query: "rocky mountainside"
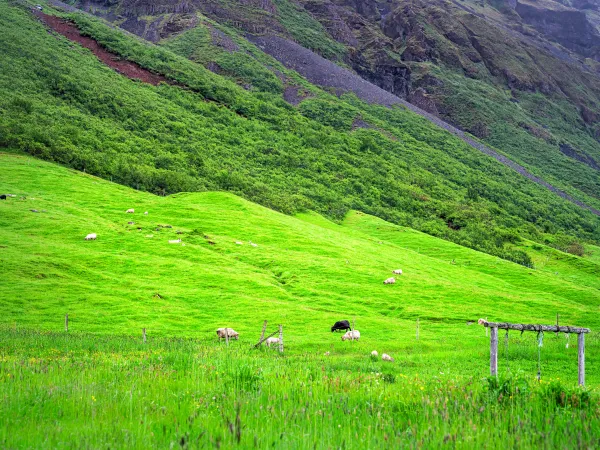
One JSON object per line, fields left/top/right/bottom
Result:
{"left": 70, "top": 0, "right": 600, "bottom": 205}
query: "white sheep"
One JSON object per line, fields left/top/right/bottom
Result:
{"left": 84, "top": 233, "right": 97, "bottom": 240}
{"left": 235, "top": 241, "right": 243, "bottom": 245}
{"left": 168, "top": 239, "right": 182, "bottom": 244}
{"left": 341, "top": 330, "right": 360, "bottom": 341}
{"left": 216, "top": 328, "right": 239, "bottom": 340}
{"left": 382, "top": 353, "right": 394, "bottom": 362}
{"left": 126, "top": 209, "right": 134, "bottom": 213}
{"left": 265, "top": 337, "right": 280, "bottom": 347}
{"left": 144, "top": 211, "right": 148, "bottom": 215}
{"left": 383, "top": 277, "right": 396, "bottom": 285}
{"left": 371, "top": 350, "right": 378, "bottom": 357}
{"left": 392, "top": 269, "right": 403, "bottom": 275}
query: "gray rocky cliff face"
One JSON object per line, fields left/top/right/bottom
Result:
{"left": 515, "top": 0, "right": 600, "bottom": 60}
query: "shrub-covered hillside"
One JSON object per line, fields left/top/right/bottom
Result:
{"left": 1, "top": 1, "right": 599, "bottom": 266}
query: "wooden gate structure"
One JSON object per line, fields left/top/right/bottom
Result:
{"left": 479, "top": 319, "right": 590, "bottom": 386}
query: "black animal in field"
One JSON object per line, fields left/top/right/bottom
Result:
{"left": 331, "top": 320, "right": 351, "bottom": 332}
{"left": 0, "top": 195, "right": 6, "bottom": 200}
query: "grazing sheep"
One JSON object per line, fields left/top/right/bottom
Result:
{"left": 324, "top": 351, "right": 330, "bottom": 356}
{"left": 331, "top": 320, "right": 351, "bottom": 333}
{"left": 341, "top": 330, "right": 360, "bottom": 341}
{"left": 84, "top": 233, "right": 97, "bottom": 240}
{"left": 128, "top": 221, "right": 135, "bottom": 225}
{"left": 168, "top": 239, "right": 181, "bottom": 244}
{"left": 235, "top": 241, "right": 243, "bottom": 245}
{"left": 371, "top": 350, "right": 378, "bottom": 357}
{"left": 382, "top": 353, "right": 394, "bottom": 362}
{"left": 265, "top": 337, "right": 280, "bottom": 347}
{"left": 144, "top": 211, "right": 148, "bottom": 215}
{"left": 383, "top": 277, "right": 396, "bottom": 285}
{"left": 478, "top": 318, "right": 487, "bottom": 326}
{"left": 392, "top": 269, "right": 403, "bottom": 275}
{"left": 126, "top": 209, "right": 134, "bottom": 214}
{"left": 249, "top": 242, "right": 258, "bottom": 247}
{"left": 216, "top": 328, "right": 239, "bottom": 340}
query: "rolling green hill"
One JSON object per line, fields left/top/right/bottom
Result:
{"left": 1, "top": 152, "right": 598, "bottom": 373}
{"left": 2, "top": 151, "right": 600, "bottom": 447}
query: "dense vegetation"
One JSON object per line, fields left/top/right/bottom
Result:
{"left": 1, "top": 1, "right": 599, "bottom": 268}
{"left": 1, "top": 152, "right": 600, "bottom": 447}
{"left": 121, "top": 0, "right": 600, "bottom": 213}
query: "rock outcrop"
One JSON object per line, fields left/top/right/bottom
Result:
{"left": 515, "top": 0, "right": 600, "bottom": 60}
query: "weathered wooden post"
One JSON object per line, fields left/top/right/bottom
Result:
{"left": 480, "top": 320, "right": 589, "bottom": 384}
{"left": 278, "top": 325, "right": 283, "bottom": 354}
{"left": 65, "top": 314, "right": 68, "bottom": 332}
{"left": 578, "top": 333, "right": 585, "bottom": 386}
{"left": 142, "top": 328, "right": 146, "bottom": 344}
{"left": 259, "top": 320, "right": 267, "bottom": 343}
{"left": 416, "top": 318, "right": 420, "bottom": 340}
{"left": 490, "top": 326, "right": 498, "bottom": 377}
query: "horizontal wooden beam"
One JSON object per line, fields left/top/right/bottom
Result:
{"left": 479, "top": 319, "right": 589, "bottom": 334}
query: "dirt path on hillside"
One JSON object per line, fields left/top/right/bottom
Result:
{"left": 36, "top": 12, "right": 168, "bottom": 86}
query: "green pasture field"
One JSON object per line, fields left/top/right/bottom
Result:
{"left": 1, "top": 153, "right": 599, "bottom": 447}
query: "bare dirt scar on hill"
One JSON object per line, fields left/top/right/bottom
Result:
{"left": 36, "top": 12, "right": 168, "bottom": 86}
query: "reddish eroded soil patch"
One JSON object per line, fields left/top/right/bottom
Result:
{"left": 36, "top": 12, "right": 169, "bottom": 86}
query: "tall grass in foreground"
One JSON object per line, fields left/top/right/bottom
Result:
{"left": 1, "top": 329, "right": 598, "bottom": 448}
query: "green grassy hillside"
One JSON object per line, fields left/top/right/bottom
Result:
{"left": 1, "top": 1, "right": 600, "bottom": 269}
{"left": 1, "top": 152, "right": 598, "bottom": 373}
{"left": 2, "top": 152, "right": 599, "bottom": 447}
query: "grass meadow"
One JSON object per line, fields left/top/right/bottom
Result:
{"left": 1, "top": 152, "right": 600, "bottom": 447}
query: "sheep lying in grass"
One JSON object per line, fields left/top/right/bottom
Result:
{"left": 265, "top": 337, "right": 280, "bottom": 347}
{"left": 383, "top": 277, "right": 396, "bottom": 285}
{"left": 382, "top": 353, "right": 394, "bottom": 362}
{"left": 144, "top": 211, "right": 148, "bottom": 215}
{"left": 342, "top": 330, "right": 360, "bottom": 341}
{"left": 126, "top": 208, "right": 134, "bottom": 213}
{"left": 168, "top": 239, "right": 181, "bottom": 244}
{"left": 371, "top": 350, "right": 378, "bottom": 357}
{"left": 392, "top": 269, "right": 403, "bottom": 275}
{"left": 216, "top": 328, "right": 239, "bottom": 340}
{"left": 84, "top": 233, "right": 97, "bottom": 240}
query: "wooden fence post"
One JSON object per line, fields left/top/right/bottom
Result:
{"left": 278, "top": 325, "right": 283, "bottom": 354}
{"left": 65, "top": 314, "right": 68, "bottom": 332}
{"left": 490, "top": 326, "right": 498, "bottom": 377}
{"left": 260, "top": 320, "right": 267, "bottom": 343}
{"left": 142, "top": 328, "right": 146, "bottom": 344}
{"left": 416, "top": 318, "right": 420, "bottom": 340}
{"left": 578, "top": 333, "right": 585, "bottom": 387}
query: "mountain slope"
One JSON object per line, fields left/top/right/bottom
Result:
{"left": 72, "top": 0, "right": 600, "bottom": 214}
{"left": 2, "top": 1, "right": 600, "bottom": 266}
